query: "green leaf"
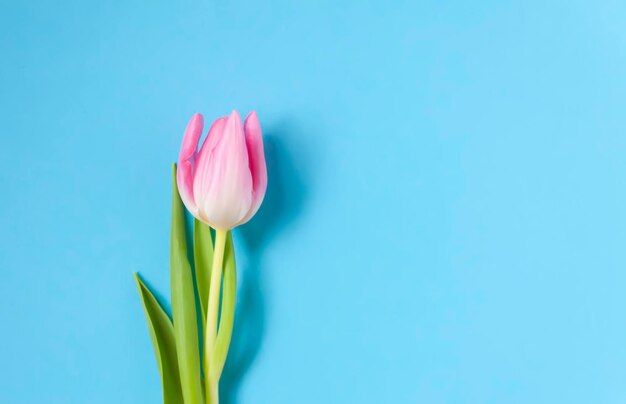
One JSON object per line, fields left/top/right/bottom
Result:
{"left": 210, "top": 231, "right": 237, "bottom": 380}
{"left": 170, "top": 164, "right": 204, "bottom": 404}
{"left": 133, "top": 273, "right": 183, "bottom": 404}
{"left": 194, "top": 219, "right": 213, "bottom": 328}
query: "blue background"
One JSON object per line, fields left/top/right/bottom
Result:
{"left": 2, "top": 1, "right": 626, "bottom": 403}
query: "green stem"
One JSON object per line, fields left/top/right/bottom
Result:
{"left": 205, "top": 229, "right": 227, "bottom": 403}
{"left": 210, "top": 232, "right": 236, "bottom": 381}
{"left": 209, "top": 383, "right": 219, "bottom": 404}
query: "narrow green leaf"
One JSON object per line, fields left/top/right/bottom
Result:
{"left": 170, "top": 164, "right": 204, "bottom": 404}
{"left": 210, "top": 231, "right": 237, "bottom": 380}
{"left": 193, "top": 219, "right": 213, "bottom": 327}
{"left": 134, "top": 273, "right": 183, "bottom": 404}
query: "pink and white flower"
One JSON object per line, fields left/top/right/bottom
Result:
{"left": 176, "top": 110, "right": 267, "bottom": 230}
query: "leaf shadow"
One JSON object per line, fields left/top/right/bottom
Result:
{"left": 219, "top": 119, "right": 311, "bottom": 404}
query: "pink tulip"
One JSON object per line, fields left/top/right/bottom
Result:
{"left": 177, "top": 110, "right": 267, "bottom": 230}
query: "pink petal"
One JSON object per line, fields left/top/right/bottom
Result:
{"left": 238, "top": 111, "right": 267, "bottom": 225}
{"left": 176, "top": 113, "right": 204, "bottom": 216}
{"left": 198, "top": 116, "right": 228, "bottom": 163}
{"left": 191, "top": 116, "right": 227, "bottom": 218}
{"left": 193, "top": 110, "right": 253, "bottom": 229}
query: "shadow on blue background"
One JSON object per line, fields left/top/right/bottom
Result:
{"left": 222, "top": 123, "right": 310, "bottom": 404}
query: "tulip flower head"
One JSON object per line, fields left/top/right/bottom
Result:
{"left": 177, "top": 110, "right": 267, "bottom": 230}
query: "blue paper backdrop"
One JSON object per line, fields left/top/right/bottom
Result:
{"left": 2, "top": 1, "right": 626, "bottom": 403}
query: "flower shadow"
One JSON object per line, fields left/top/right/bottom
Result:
{"left": 220, "top": 120, "right": 310, "bottom": 404}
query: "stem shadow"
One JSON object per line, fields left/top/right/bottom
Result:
{"left": 219, "top": 120, "right": 311, "bottom": 404}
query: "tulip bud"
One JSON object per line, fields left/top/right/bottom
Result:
{"left": 177, "top": 110, "right": 267, "bottom": 230}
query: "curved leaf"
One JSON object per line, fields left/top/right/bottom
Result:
{"left": 134, "top": 273, "right": 183, "bottom": 404}
{"left": 194, "top": 219, "right": 213, "bottom": 328}
{"left": 170, "top": 164, "right": 204, "bottom": 404}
